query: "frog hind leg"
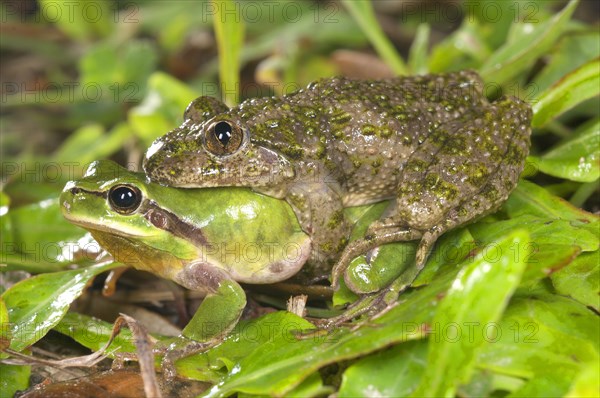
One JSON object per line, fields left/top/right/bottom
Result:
{"left": 326, "top": 226, "right": 441, "bottom": 331}
{"left": 331, "top": 227, "right": 422, "bottom": 289}
{"left": 411, "top": 97, "right": 531, "bottom": 267}
{"left": 337, "top": 96, "right": 531, "bottom": 287}
{"left": 161, "top": 262, "right": 246, "bottom": 379}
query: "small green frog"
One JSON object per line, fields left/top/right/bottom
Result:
{"left": 143, "top": 71, "right": 532, "bottom": 282}
{"left": 60, "top": 161, "right": 310, "bottom": 358}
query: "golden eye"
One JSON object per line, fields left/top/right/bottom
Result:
{"left": 205, "top": 120, "right": 243, "bottom": 156}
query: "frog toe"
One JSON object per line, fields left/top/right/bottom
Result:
{"left": 415, "top": 229, "right": 442, "bottom": 270}
{"left": 160, "top": 338, "right": 219, "bottom": 380}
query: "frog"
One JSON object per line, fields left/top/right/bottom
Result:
{"left": 60, "top": 160, "right": 312, "bottom": 375}
{"left": 60, "top": 160, "right": 411, "bottom": 376}
{"left": 143, "top": 70, "right": 532, "bottom": 288}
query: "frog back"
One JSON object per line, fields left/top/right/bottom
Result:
{"left": 394, "top": 95, "right": 532, "bottom": 230}
{"left": 231, "top": 71, "right": 494, "bottom": 205}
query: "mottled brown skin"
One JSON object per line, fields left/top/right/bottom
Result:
{"left": 143, "top": 70, "right": 532, "bottom": 279}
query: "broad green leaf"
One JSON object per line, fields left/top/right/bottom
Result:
{"left": 53, "top": 124, "right": 104, "bottom": 164}
{"left": 213, "top": 0, "right": 245, "bottom": 106}
{"left": 413, "top": 230, "right": 528, "bottom": 397}
{"left": 203, "top": 265, "right": 461, "bottom": 397}
{"left": 470, "top": 215, "right": 598, "bottom": 252}
{"left": 566, "top": 359, "right": 600, "bottom": 398}
{"left": 128, "top": 72, "right": 200, "bottom": 145}
{"left": 158, "top": 13, "right": 200, "bottom": 53}
{"left": 338, "top": 341, "right": 428, "bottom": 397}
{"left": 1, "top": 162, "right": 66, "bottom": 204}
{"left": 343, "top": 241, "right": 414, "bottom": 295}
{"left": 429, "top": 20, "right": 489, "bottom": 72}
{"left": 533, "top": 30, "right": 600, "bottom": 92}
{"left": 80, "top": 40, "right": 157, "bottom": 103}
{"left": 511, "top": 376, "right": 576, "bottom": 397}
{"left": 517, "top": 244, "right": 581, "bottom": 286}
{"left": 335, "top": 201, "right": 408, "bottom": 303}
{"left": 53, "top": 123, "right": 133, "bottom": 166}
{"left": 0, "top": 363, "right": 30, "bottom": 398}
{"left": 341, "top": 0, "right": 407, "bottom": 75}
{"left": 238, "top": 7, "right": 365, "bottom": 79}
{"left": 530, "top": 118, "right": 599, "bottom": 181}
{"left": 176, "top": 312, "right": 316, "bottom": 383}
{"left": 532, "top": 57, "right": 600, "bottom": 127}
{"left": 466, "top": 0, "right": 541, "bottom": 48}
{"left": 284, "top": 372, "right": 329, "bottom": 398}
{"left": 480, "top": 0, "right": 578, "bottom": 85}
{"left": 331, "top": 275, "right": 359, "bottom": 307}
{"left": 1, "top": 198, "right": 94, "bottom": 272}
{"left": 1, "top": 262, "right": 120, "bottom": 351}
{"left": 477, "top": 295, "right": 599, "bottom": 396}
{"left": 503, "top": 180, "right": 598, "bottom": 223}
{"left": 551, "top": 251, "right": 599, "bottom": 311}
{"left": 53, "top": 312, "right": 139, "bottom": 355}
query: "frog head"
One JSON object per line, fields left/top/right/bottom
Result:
{"left": 60, "top": 160, "right": 199, "bottom": 280}
{"left": 61, "top": 160, "right": 311, "bottom": 284}
{"left": 143, "top": 96, "right": 294, "bottom": 191}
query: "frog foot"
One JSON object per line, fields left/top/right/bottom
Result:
{"left": 331, "top": 227, "right": 421, "bottom": 290}
{"left": 332, "top": 220, "right": 445, "bottom": 291}
{"left": 109, "top": 335, "right": 222, "bottom": 380}
{"left": 158, "top": 337, "right": 220, "bottom": 380}
{"left": 305, "top": 268, "right": 420, "bottom": 337}
{"left": 293, "top": 296, "right": 380, "bottom": 340}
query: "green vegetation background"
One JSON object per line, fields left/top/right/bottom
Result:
{"left": 1, "top": 0, "right": 598, "bottom": 397}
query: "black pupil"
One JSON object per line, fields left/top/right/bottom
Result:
{"left": 214, "top": 121, "right": 232, "bottom": 146}
{"left": 111, "top": 186, "right": 138, "bottom": 209}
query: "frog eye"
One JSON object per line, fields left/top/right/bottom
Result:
{"left": 109, "top": 185, "right": 142, "bottom": 214}
{"left": 205, "top": 120, "right": 243, "bottom": 156}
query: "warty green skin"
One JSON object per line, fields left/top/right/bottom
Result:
{"left": 143, "top": 70, "right": 532, "bottom": 275}
{"left": 60, "top": 160, "right": 310, "bottom": 343}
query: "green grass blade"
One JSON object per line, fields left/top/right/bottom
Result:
{"left": 480, "top": 0, "right": 579, "bottom": 85}
{"left": 532, "top": 58, "right": 600, "bottom": 127}
{"left": 341, "top": 0, "right": 407, "bottom": 75}
{"left": 212, "top": 0, "right": 245, "bottom": 105}
{"left": 530, "top": 118, "right": 599, "bottom": 182}
{"left": 408, "top": 24, "right": 430, "bottom": 74}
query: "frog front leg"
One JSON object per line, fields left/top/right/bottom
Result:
{"left": 160, "top": 262, "right": 246, "bottom": 379}
{"left": 285, "top": 182, "right": 351, "bottom": 272}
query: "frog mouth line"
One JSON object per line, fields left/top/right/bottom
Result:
{"left": 62, "top": 215, "right": 153, "bottom": 239}
{"left": 61, "top": 189, "right": 153, "bottom": 239}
